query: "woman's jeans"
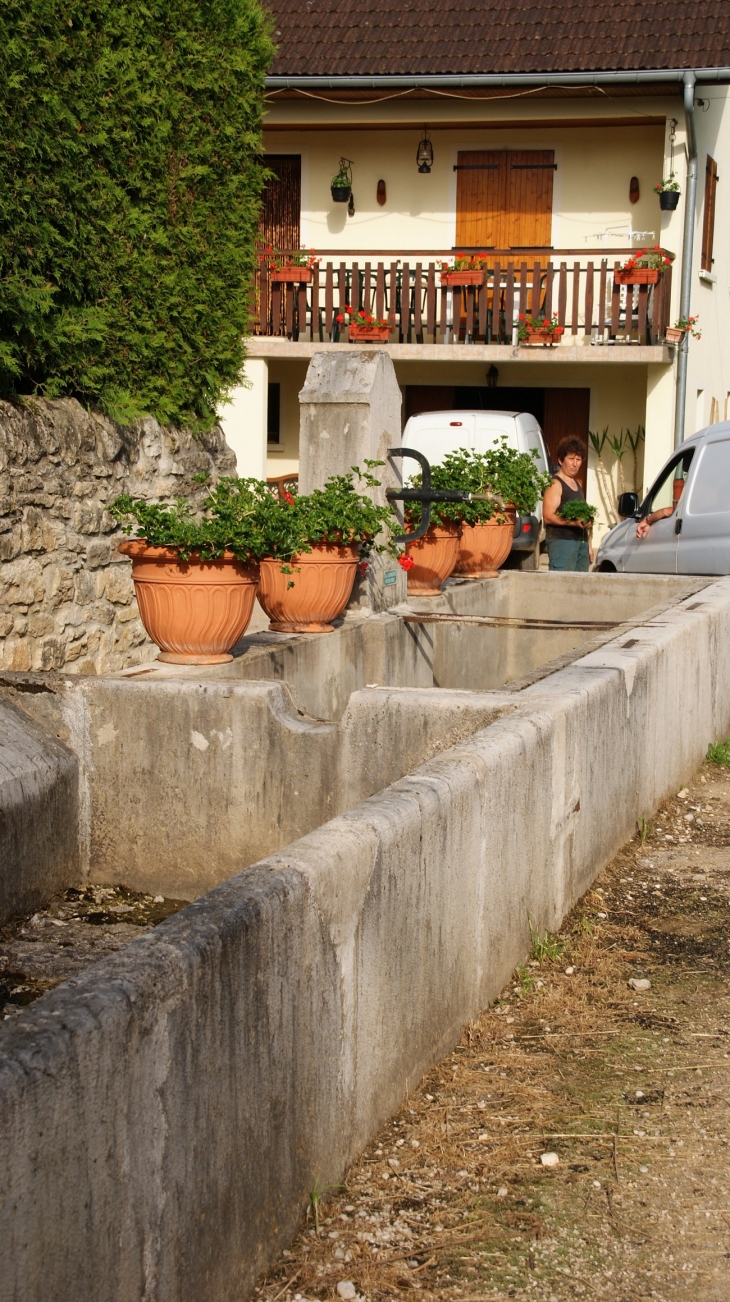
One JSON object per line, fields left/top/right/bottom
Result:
{"left": 546, "top": 538, "right": 590, "bottom": 571}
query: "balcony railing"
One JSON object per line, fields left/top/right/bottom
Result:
{"left": 253, "top": 250, "right": 673, "bottom": 347}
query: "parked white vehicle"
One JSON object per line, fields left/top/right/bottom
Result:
{"left": 401, "top": 409, "right": 550, "bottom": 567}
{"left": 596, "top": 422, "right": 730, "bottom": 574}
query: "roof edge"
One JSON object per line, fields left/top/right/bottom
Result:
{"left": 266, "top": 68, "right": 730, "bottom": 90}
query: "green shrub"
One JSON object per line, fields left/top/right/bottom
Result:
{"left": 0, "top": 0, "right": 274, "bottom": 426}
{"left": 707, "top": 739, "right": 730, "bottom": 767}
{"left": 558, "top": 500, "right": 597, "bottom": 525}
{"left": 407, "top": 441, "right": 552, "bottom": 526}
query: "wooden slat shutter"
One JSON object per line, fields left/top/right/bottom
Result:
{"left": 542, "top": 388, "right": 590, "bottom": 488}
{"left": 701, "top": 154, "right": 718, "bottom": 272}
{"left": 455, "top": 152, "right": 507, "bottom": 247}
{"left": 506, "top": 151, "right": 555, "bottom": 249}
{"left": 259, "top": 155, "right": 301, "bottom": 251}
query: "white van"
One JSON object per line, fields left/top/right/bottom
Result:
{"left": 401, "top": 410, "right": 550, "bottom": 567}
{"left": 595, "top": 422, "right": 730, "bottom": 574}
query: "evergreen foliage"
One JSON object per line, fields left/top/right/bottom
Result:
{"left": 0, "top": 0, "right": 274, "bottom": 426}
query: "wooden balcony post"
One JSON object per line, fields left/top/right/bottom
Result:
{"left": 426, "top": 263, "right": 436, "bottom": 340}
{"left": 571, "top": 262, "right": 580, "bottom": 337}
{"left": 324, "top": 263, "right": 334, "bottom": 339}
{"left": 597, "top": 259, "right": 607, "bottom": 342}
{"left": 584, "top": 261, "right": 594, "bottom": 337}
{"left": 557, "top": 262, "right": 567, "bottom": 329}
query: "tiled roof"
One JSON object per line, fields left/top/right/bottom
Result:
{"left": 267, "top": 0, "right": 730, "bottom": 78}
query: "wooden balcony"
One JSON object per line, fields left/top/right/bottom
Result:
{"left": 252, "top": 250, "right": 673, "bottom": 350}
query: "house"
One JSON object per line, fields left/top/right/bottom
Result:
{"left": 219, "top": 0, "right": 730, "bottom": 540}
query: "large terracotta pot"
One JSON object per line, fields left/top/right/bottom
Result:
{"left": 119, "top": 541, "right": 258, "bottom": 665}
{"left": 405, "top": 521, "right": 461, "bottom": 595}
{"left": 257, "top": 543, "right": 359, "bottom": 632}
{"left": 455, "top": 515, "right": 516, "bottom": 578}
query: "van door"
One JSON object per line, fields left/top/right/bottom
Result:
{"left": 677, "top": 433, "right": 730, "bottom": 574}
{"left": 622, "top": 447, "right": 695, "bottom": 573}
{"left": 403, "top": 413, "right": 476, "bottom": 467}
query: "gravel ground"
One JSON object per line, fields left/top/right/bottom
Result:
{"left": 0, "top": 884, "right": 188, "bottom": 1017}
{"left": 256, "top": 757, "right": 730, "bottom": 1302}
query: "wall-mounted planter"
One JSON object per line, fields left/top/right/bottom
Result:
{"left": 118, "top": 541, "right": 258, "bottom": 664}
{"left": 257, "top": 543, "right": 360, "bottom": 632}
{"left": 522, "top": 328, "right": 564, "bottom": 346}
{"left": 348, "top": 325, "right": 390, "bottom": 343}
{"left": 659, "top": 190, "right": 680, "bottom": 211}
{"left": 440, "top": 271, "right": 485, "bottom": 287}
{"left": 269, "top": 268, "right": 313, "bottom": 283}
{"left": 665, "top": 326, "right": 685, "bottom": 344}
{"left": 454, "top": 515, "right": 516, "bottom": 577}
{"left": 614, "top": 267, "right": 661, "bottom": 285}
{"left": 404, "top": 522, "right": 461, "bottom": 595}
{"left": 331, "top": 185, "right": 351, "bottom": 203}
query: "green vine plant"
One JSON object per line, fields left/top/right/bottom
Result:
{"left": 405, "top": 441, "right": 552, "bottom": 527}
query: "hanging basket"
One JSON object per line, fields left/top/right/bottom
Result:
{"left": 331, "top": 184, "right": 351, "bottom": 203}
{"left": 659, "top": 190, "right": 680, "bottom": 211}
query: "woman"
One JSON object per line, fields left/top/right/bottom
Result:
{"left": 542, "top": 437, "right": 594, "bottom": 572}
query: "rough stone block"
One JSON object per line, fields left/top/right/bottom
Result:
{"left": 86, "top": 539, "right": 111, "bottom": 569}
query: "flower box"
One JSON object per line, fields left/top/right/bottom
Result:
{"left": 665, "top": 326, "right": 684, "bottom": 343}
{"left": 523, "top": 328, "right": 563, "bottom": 346}
{"left": 349, "top": 324, "right": 390, "bottom": 342}
{"left": 269, "top": 267, "right": 313, "bottom": 284}
{"left": 439, "top": 270, "right": 485, "bottom": 287}
{"left": 614, "top": 267, "right": 661, "bottom": 285}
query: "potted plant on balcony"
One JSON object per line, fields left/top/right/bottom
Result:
{"left": 264, "top": 246, "right": 319, "bottom": 284}
{"left": 256, "top": 465, "right": 397, "bottom": 632}
{"left": 111, "top": 478, "right": 271, "bottom": 665}
{"left": 338, "top": 305, "right": 391, "bottom": 343}
{"left": 665, "top": 314, "right": 701, "bottom": 344}
{"left": 517, "top": 313, "right": 565, "bottom": 346}
{"left": 439, "top": 252, "right": 489, "bottom": 287}
{"left": 654, "top": 173, "right": 681, "bottom": 211}
{"left": 452, "top": 441, "right": 552, "bottom": 576}
{"left": 331, "top": 158, "right": 353, "bottom": 203}
{"left": 615, "top": 246, "right": 674, "bottom": 285}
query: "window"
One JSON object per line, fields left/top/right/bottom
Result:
{"left": 645, "top": 447, "right": 695, "bottom": 514}
{"left": 687, "top": 439, "right": 730, "bottom": 515}
{"left": 701, "top": 155, "right": 718, "bottom": 272}
{"left": 267, "top": 383, "right": 281, "bottom": 446}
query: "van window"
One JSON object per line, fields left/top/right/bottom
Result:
{"left": 687, "top": 439, "right": 730, "bottom": 515}
{"left": 645, "top": 447, "right": 695, "bottom": 514}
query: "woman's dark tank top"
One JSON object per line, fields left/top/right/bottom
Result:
{"left": 545, "top": 475, "right": 585, "bottom": 540}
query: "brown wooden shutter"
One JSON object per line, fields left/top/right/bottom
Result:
{"left": 506, "top": 151, "right": 555, "bottom": 249}
{"left": 542, "top": 388, "right": 590, "bottom": 489}
{"left": 455, "top": 152, "right": 507, "bottom": 247}
{"left": 701, "top": 154, "right": 718, "bottom": 272}
{"left": 259, "top": 155, "right": 301, "bottom": 251}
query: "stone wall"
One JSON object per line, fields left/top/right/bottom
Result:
{"left": 0, "top": 398, "right": 236, "bottom": 675}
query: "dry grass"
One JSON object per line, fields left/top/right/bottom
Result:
{"left": 256, "top": 761, "right": 730, "bottom": 1302}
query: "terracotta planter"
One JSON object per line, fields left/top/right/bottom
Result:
{"left": 455, "top": 515, "right": 516, "bottom": 578}
{"left": 522, "top": 328, "right": 563, "bottom": 346}
{"left": 118, "top": 541, "right": 258, "bottom": 665}
{"left": 269, "top": 267, "right": 313, "bottom": 283}
{"left": 665, "top": 326, "right": 685, "bottom": 343}
{"left": 257, "top": 543, "right": 359, "bottom": 632}
{"left": 348, "top": 324, "right": 390, "bottom": 342}
{"left": 440, "top": 270, "right": 485, "bottom": 287}
{"left": 404, "top": 522, "right": 461, "bottom": 595}
{"left": 614, "top": 267, "right": 661, "bottom": 285}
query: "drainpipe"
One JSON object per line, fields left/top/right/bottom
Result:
{"left": 674, "top": 71, "right": 698, "bottom": 448}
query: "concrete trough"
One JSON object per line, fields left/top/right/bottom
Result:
{"left": 1, "top": 571, "right": 727, "bottom": 1302}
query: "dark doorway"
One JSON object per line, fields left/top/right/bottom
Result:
{"left": 542, "top": 388, "right": 590, "bottom": 489}
{"left": 453, "top": 386, "right": 545, "bottom": 425}
{"left": 259, "top": 155, "right": 301, "bottom": 251}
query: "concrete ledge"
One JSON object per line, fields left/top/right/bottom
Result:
{"left": 246, "top": 339, "right": 672, "bottom": 364}
{"left": 0, "top": 700, "right": 78, "bottom": 924}
{"left": 2, "top": 580, "right": 730, "bottom": 1301}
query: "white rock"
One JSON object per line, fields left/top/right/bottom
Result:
{"left": 628, "top": 978, "right": 651, "bottom": 991}
{"left": 564, "top": 966, "right": 575, "bottom": 975}
{"left": 677, "top": 788, "right": 689, "bottom": 798}
{"left": 497, "top": 1186, "right": 509, "bottom": 1197}
{"left": 337, "top": 1283, "right": 357, "bottom": 1301}
{"left": 639, "top": 1166, "right": 649, "bottom": 1174}
{"left": 541, "top": 1152, "right": 560, "bottom": 1167}
{"left": 153, "top": 895, "right": 164, "bottom": 903}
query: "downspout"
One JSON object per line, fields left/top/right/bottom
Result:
{"left": 674, "top": 71, "right": 698, "bottom": 447}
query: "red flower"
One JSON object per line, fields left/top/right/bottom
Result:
{"left": 282, "top": 490, "right": 295, "bottom": 505}
{"left": 358, "top": 561, "right": 369, "bottom": 575}
{"left": 336, "top": 313, "right": 344, "bottom": 323}
{"left": 344, "top": 304, "right": 351, "bottom": 313}
{"left": 398, "top": 553, "right": 414, "bottom": 571}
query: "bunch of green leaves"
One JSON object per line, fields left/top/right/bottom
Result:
{"left": 257, "top": 465, "right": 397, "bottom": 562}
{"left": 558, "top": 499, "right": 597, "bottom": 525}
{"left": 406, "top": 441, "right": 551, "bottom": 527}
{"left": 110, "top": 477, "right": 273, "bottom": 561}
{"left": 0, "top": 0, "right": 274, "bottom": 427}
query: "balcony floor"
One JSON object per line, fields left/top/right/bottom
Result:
{"left": 247, "top": 339, "right": 672, "bottom": 363}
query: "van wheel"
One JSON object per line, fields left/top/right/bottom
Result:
{"left": 504, "top": 547, "right": 539, "bottom": 571}
{"left": 596, "top": 560, "right": 617, "bottom": 573}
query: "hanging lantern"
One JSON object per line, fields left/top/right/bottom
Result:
{"left": 416, "top": 128, "right": 433, "bottom": 174}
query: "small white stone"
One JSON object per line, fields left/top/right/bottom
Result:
{"left": 597, "top": 911, "right": 607, "bottom": 919}
{"left": 592, "top": 1180, "right": 601, "bottom": 1188}
{"left": 497, "top": 1186, "right": 509, "bottom": 1197}
{"left": 153, "top": 895, "right": 164, "bottom": 903}
{"left": 677, "top": 788, "right": 689, "bottom": 798}
{"left": 337, "top": 1283, "right": 357, "bottom": 1301}
{"left": 628, "top": 978, "right": 651, "bottom": 991}
{"left": 639, "top": 1166, "right": 649, "bottom": 1174}
{"left": 425, "top": 1093, "right": 434, "bottom": 1101}
{"left": 541, "top": 1152, "right": 560, "bottom": 1167}
{"left": 564, "top": 966, "right": 575, "bottom": 975}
